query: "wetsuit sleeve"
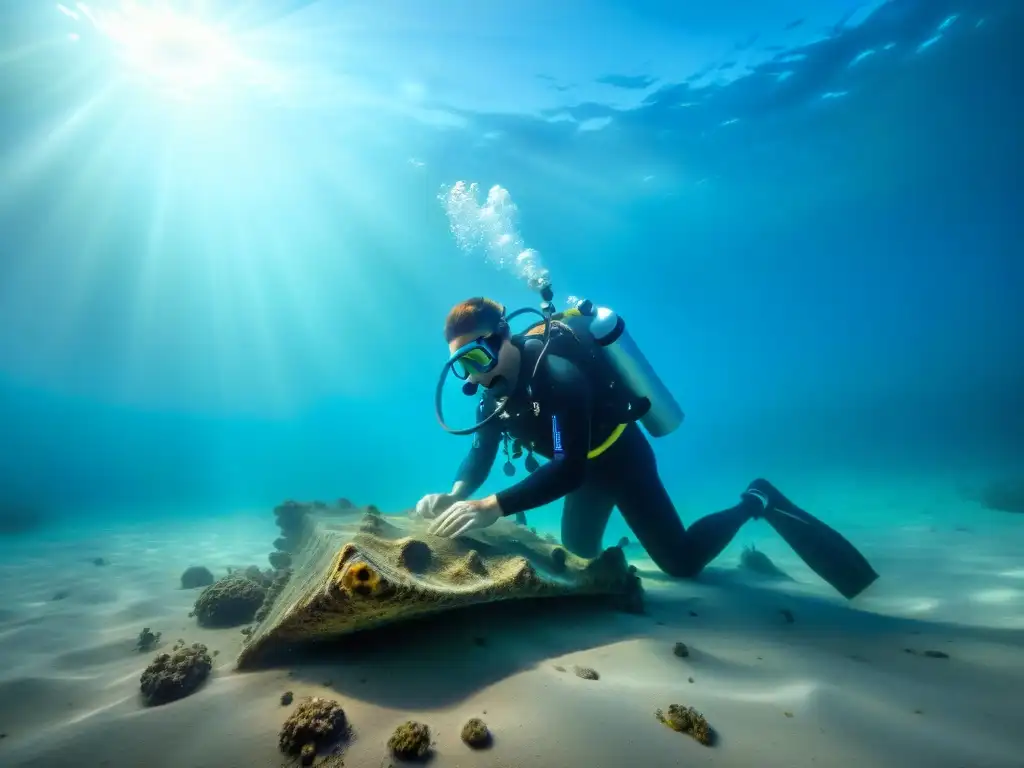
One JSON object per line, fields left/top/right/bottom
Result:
{"left": 496, "top": 357, "right": 591, "bottom": 517}
{"left": 452, "top": 398, "right": 502, "bottom": 497}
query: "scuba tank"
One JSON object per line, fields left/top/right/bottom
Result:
{"left": 581, "top": 300, "right": 684, "bottom": 437}
{"left": 519, "top": 295, "right": 684, "bottom": 438}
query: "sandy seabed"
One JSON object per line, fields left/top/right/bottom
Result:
{"left": 0, "top": 504, "right": 1022, "bottom": 768}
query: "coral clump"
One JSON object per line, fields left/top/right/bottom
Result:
{"left": 279, "top": 697, "right": 348, "bottom": 758}
{"left": 388, "top": 720, "right": 431, "bottom": 760}
{"left": 573, "top": 665, "right": 600, "bottom": 680}
{"left": 673, "top": 642, "right": 689, "bottom": 658}
{"left": 655, "top": 704, "right": 714, "bottom": 746}
{"left": 460, "top": 718, "right": 492, "bottom": 749}
{"left": 139, "top": 643, "right": 212, "bottom": 706}
{"left": 275, "top": 500, "right": 308, "bottom": 540}
{"left": 136, "top": 627, "right": 162, "bottom": 652}
{"left": 269, "top": 550, "right": 291, "bottom": 570}
{"left": 242, "top": 565, "right": 272, "bottom": 587}
{"left": 191, "top": 576, "right": 267, "bottom": 627}
{"left": 180, "top": 565, "right": 214, "bottom": 589}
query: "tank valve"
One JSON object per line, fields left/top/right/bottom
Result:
{"left": 539, "top": 282, "right": 556, "bottom": 316}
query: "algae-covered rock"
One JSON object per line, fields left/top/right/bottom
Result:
{"left": 191, "top": 576, "right": 266, "bottom": 627}
{"left": 299, "top": 743, "right": 316, "bottom": 765}
{"left": 237, "top": 498, "right": 644, "bottom": 668}
{"left": 460, "top": 717, "right": 491, "bottom": 749}
{"left": 140, "top": 643, "right": 212, "bottom": 706}
{"left": 655, "top": 704, "right": 714, "bottom": 746}
{"left": 388, "top": 720, "right": 431, "bottom": 760}
{"left": 180, "top": 565, "right": 214, "bottom": 589}
{"left": 136, "top": 627, "right": 161, "bottom": 652}
{"left": 242, "top": 564, "right": 272, "bottom": 587}
{"left": 573, "top": 665, "right": 600, "bottom": 680}
{"left": 269, "top": 551, "right": 292, "bottom": 570}
{"left": 279, "top": 697, "right": 347, "bottom": 758}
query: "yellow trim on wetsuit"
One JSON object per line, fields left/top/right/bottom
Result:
{"left": 588, "top": 423, "right": 627, "bottom": 459}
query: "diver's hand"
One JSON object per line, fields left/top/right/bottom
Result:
{"left": 428, "top": 496, "right": 503, "bottom": 538}
{"left": 413, "top": 492, "right": 458, "bottom": 520}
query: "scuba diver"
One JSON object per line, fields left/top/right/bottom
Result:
{"left": 416, "top": 291, "right": 879, "bottom": 600}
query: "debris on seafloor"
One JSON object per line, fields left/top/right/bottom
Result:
{"left": 180, "top": 565, "right": 214, "bottom": 589}
{"left": 139, "top": 643, "right": 212, "bottom": 706}
{"left": 279, "top": 697, "right": 348, "bottom": 766}
{"left": 655, "top": 704, "right": 714, "bottom": 746}
{"left": 388, "top": 720, "right": 431, "bottom": 761}
{"left": 573, "top": 665, "right": 600, "bottom": 680}
{"left": 460, "top": 717, "right": 492, "bottom": 749}
{"left": 189, "top": 575, "right": 267, "bottom": 627}
{"left": 135, "top": 627, "right": 161, "bottom": 652}
{"left": 904, "top": 648, "right": 950, "bottom": 659}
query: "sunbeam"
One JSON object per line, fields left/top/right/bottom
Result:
{"left": 0, "top": 85, "right": 116, "bottom": 205}
{"left": 72, "top": 1, "right": 272, "bottom": 105}
{"left": 123, "top": 134, "right": 176, "bottom": 386}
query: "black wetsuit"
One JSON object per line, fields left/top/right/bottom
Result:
{"left": 454, "top": 342, "right": 759, "bottom": 577}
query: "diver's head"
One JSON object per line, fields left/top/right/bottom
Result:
{"left": 444, "top": 297, "right": 520, "bottom": 392}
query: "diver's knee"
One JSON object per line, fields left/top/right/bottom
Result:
{"left": 656, "top": 557, "right": 703, "bottom": 579}
{"left": 562, "top": 537, "right": 601, "bottom": 560}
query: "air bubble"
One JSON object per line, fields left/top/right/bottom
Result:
{"left": 439, "top": 182, "right": 550, "bottom": 291}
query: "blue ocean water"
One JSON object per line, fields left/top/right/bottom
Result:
{"left": 2, "top": 0, "right": 1020, "bottom": 539}
{"left": 1, "top": 2, "right": 1023, "bottom": 766}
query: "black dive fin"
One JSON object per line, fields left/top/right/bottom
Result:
{"left": 760, "top": 501, "right": 879, "bottom": 600}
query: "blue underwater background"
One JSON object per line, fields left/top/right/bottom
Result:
{"left": 0, "top": 0, "right": 1021, "bottom": 550}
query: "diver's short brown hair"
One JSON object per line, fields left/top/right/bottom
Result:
{"left": 444, "top": 297, "right": 505, "bottom": 342}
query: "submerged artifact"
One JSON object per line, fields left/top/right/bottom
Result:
{"left": 236, "top": 499, "right": 644, "bottom": 667}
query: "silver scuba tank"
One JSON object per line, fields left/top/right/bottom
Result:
{"left": 579, "top": 300, "right": 685, "bottom": 437}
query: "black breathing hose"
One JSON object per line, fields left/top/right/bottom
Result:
{"left": 434, "top": 305, "right": 553, "bottom": 435}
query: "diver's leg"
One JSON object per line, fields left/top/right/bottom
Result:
{"left": 742, "top": 479, "right": 879, "bottom": 599}
{"left": 611, "top": 428, "right": 759, "bottom": 578}
{"left": 560, "top": 479, "right": 616, "bottom": 559}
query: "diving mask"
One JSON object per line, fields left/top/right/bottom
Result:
{"left": 435, "top": 304, "right": 550, "bottom": 436}
{"left": 449, "top": 334, "right": 503, "bottom": 380}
